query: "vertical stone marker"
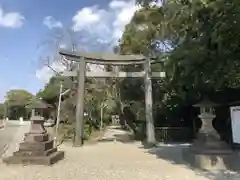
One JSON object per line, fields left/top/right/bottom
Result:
{"left": 3, "top": 115, "right": 64, "bottom": 165}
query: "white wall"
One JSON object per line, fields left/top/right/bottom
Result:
{"left": 230, "top": 106, "right": 240, "bottom": 144}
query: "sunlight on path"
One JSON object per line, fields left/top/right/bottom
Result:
{"left": 0, "top": 142, "right": 210, "bottom": 180}
{"left": 0, "top": 126, "right": 238, "bottom": 180}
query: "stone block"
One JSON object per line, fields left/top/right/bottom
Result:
{"left": 24, "top": 133, "right": 49, "bottom": 142}
{"left": 182, "top": 144, "right": 237, "bottom": 171}
{"left": 19, "top": 140, "right": 53, "bottom": 152}
{"left": 13, "top": 147, "right": 57, "bottom": 157}
{"left": 3, "top": 151, "right": 64, "bottom": 165}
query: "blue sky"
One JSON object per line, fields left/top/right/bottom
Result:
{"left": 0, "top": 0, "right": 140, "bottom": 102}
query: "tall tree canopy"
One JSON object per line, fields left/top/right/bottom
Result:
{"left": 121, "top": 0, "right": 240, "bottom": 93}
{"left": 118, "top": 0, "right": 240, "bottom": 128}
{"left": 5, "top": 89, "right": 34, "bottom": 119}
{"left": 0, "top": 104, "right": 5, "bottom": 118}
{"left": 5, "top": 90, "right": 33, "bottom": 107}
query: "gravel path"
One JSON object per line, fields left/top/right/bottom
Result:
{"left": 1, "top": 124, "right": 30, "bottom": 158}
{"left": 0, "top": 125, "right": 21, "bottom": 155}
{"left": 0, "top": 142, "right": 211, "bottom": 180}
{"left": 0, "top": 125, "right": 239, "bottom": 180}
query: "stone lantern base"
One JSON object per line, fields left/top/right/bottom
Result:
{"left": 3, "top": 116, "right": 64, "bottom": 165}
{"left": 183, "top": 114, "right": 238, "bottom": 170}
{"left": 184, "top": 138, "right": 235, "bottom": 170}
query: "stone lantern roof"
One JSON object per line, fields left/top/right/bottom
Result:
{"left": 193, "top": 98, "right": 220, "bottom": 108}
{"left": 25, "top": 98, "right": 52, "bottom": 109}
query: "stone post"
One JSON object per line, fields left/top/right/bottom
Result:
{"left": 75, "top": 58, "right": 86, "bottom": 147}
{"left": 31, "top": 109, "right": 35, "bottom": 118}
{"left": 19, "top": 117, "right": 24, "bottom": 125}
{"left": 144, "top": 58, "right": 156, "bottom": 145}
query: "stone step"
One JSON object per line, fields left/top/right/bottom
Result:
{"left": 19, "top": 140, "right": 54, "bottom": 152}
{"left": 13, "top": 147, "right": 57, "bottom": 157}
{"left": 24, "top": 133, "right": 49, "bottom": 142}
{"left": 3, "top": 151, "right": 64, "bottom": 165}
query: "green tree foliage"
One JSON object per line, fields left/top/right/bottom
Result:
{"left": 37, "top": 74, "right": 113, "bottom": 140}
{"left": 37, "top": 77, "right": 70, "bottom": 106}
{"left": 5, "top": 89, "right": 34, "bottom": 119}
{"left": 0, "top": 104, "right": 5, "bottom": 118}
{"left": 119, "top": 0, "right": 240, "bottom": 128}
{"left": 132, "top": 0, "right": 240, "bottom": 89}
{"left": 5, "top": 89, "right": 33, "bottom": 106}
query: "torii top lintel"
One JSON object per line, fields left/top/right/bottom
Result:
{"left": 59, "top": 49, "right": 156, "bottom": 65}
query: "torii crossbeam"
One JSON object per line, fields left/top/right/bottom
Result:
{"left": 58, "top": 50, "right": 165, "bottom": 146}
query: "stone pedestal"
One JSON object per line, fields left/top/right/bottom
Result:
{"left": 185, "top": 113, "right": 234, "bottom": 170}
{"left": 192, "top": 113, "right": 230, "bottom": 151}
{"left": 3, "top": 116, "right": 64, "bottom": 165}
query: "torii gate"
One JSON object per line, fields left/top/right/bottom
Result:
{"left": 59, "top": 50, "right": 165, "bottom": 146}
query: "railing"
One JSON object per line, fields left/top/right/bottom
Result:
{"left": 135, "top": 121, "right": 194, "bottom": 142}
{"left": 155, "top": 127, "right": 194, "bottom": 143}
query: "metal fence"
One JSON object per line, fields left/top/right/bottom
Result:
{"left": 155, "top": 127, "right": 194, "bottom": 143}
{"left": 135, "top": 121, "right": 194, "bottom": 142}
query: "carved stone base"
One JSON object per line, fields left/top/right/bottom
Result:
{"left": 191, "top": 138, "right": 232, "bottom": 154}
{"left": 183, "top": 148, "right": 240, "bottom": 171}
{"left": 183, "top": 139, "right": 236, "bottom": 170}
{"left": 3, "top": 151, "right": 64, "bottom": 165}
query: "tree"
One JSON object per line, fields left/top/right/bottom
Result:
{"left": 118, "top": 0, "right": 240, "bottom": 136}
{"left": 5, "top": 89, "right": 33, "bottom": 106}
{"left": 0, "top": 104, "right": 5, "bottom": 118}
{"left": 132, "top": 0, "right": 240, "bottom": 90}
{"left": 5, "top": 89, "right": 34, "bottom": 119}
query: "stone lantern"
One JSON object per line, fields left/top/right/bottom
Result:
{"left": 3, "top": 99, "right": 64, "bottom": 165}
{"left": 193, "top": 98, "right": 220, "bottom": 147}
{"left": 187, "top": 98, "right": 233, "bottom": 170}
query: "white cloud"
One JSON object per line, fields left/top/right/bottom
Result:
{"left": 59, "top": 43, "right": 67, "bottom": 49}
{"left": 36, "top": 60, "right": 105, "bottom": 83}
{"left": 72, "top": 0, "right": 141, "bottom": 45}
{"left": 0, "top": 7, "right": 24, "bottom": 28}
{"left": 72, "top": 6, "right": 102, "bottom": 31}
{"left": 36, "top": 0, "right": 163, "bottom": 82}
{"left": 36, "top": 61, "right": 66, "bottom": 83}
{"left": 149, "top": 0, "right": 163, "bottom": 7}
{"left": 43, "top": 16, "right": 63, "bottom": 29}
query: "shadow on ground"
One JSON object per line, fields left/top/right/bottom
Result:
{"left": 96, "top": 126, "right": 240, "bottom": 179}
{"left": 105, "top": 126, "right": 240, "bottom": 179}
{"left": 140, "top": 142, "right": 240, "bottom": 180}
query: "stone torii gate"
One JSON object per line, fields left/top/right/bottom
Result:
{"left": 59, "top": 50, "right": 165, "bottom": 146}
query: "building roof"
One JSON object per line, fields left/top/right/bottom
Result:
{"left": 25, "top": 99, "right": 52, "bottom": 109}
